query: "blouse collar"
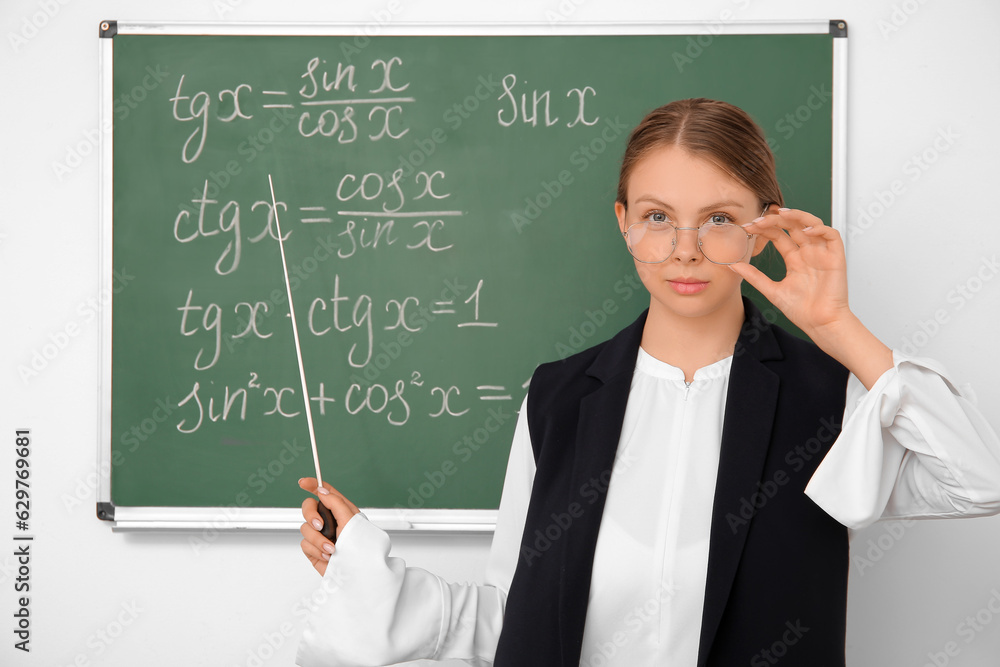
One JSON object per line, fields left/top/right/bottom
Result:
{"left": 635, "top": 346, "right": 734, "bottom": 383}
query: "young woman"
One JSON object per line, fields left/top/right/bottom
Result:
{"left": 294, "top": 99, "right": 1000, "bottom": 666}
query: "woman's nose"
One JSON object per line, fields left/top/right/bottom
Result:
{"left": 671, "top": 227, "right": 702, "bottom": 262}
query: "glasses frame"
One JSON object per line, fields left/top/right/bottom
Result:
{"left": 622, "top": 204, "right": 771, "bottom": 265}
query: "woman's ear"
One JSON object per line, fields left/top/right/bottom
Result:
{"left": 615, "top": 201, "right": 627, "bottom": 235}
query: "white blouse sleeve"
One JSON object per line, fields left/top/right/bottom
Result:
{"left": 805, "top": 350, "right": 1000, "bottom": 531}
{"left": 296, "top": 395, "right": 535, "bottom": 667}
{"left": 484, "top": 394, "right": 536, "bottom": 596}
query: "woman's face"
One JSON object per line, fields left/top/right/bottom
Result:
{"left": 615, "top": 145, "right": 769, "bottom": 322}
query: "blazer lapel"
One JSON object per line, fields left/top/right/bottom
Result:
{"left": 557, "top": 310, "right": 647, "bottom": 666}
{"left": 696, "top": 298, "right": 783, "bottom": 666}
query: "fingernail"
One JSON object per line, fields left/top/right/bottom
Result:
{"left": 741, "top": 222, "right": 756, "bottom": 228}
{"left": 323, "top": 542, "right": 335, "bottom": 554}
{"left": 321, "top": 553, "right": 331, "bottom": 561}
{"left": 778, "top": 207, "right": 790, "bottom": 211}
{"left": 298, "top": 478, "right": 305, "bottom": 485}
{"left": 802, "top": 226, "right": 813, "bottom": 231}
{"left": 317, "top": 487, "right": 330, "bottom": 495}
{"left": 312, "top": 519, "right": 323, "bottom": 530}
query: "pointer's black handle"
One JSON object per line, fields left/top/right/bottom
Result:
{"left": 317, "top": 501, "right": 338, "bottom": 543}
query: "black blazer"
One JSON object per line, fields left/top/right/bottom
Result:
{"left": 494, "top": 297, "right": 851, "bottom": 666}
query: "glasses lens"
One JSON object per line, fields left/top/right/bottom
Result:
{"left": 626, "top": 222, "right": 675, "bottom": 263}
{"left": 699, "top": 222, "right": 752, "bottom": 264}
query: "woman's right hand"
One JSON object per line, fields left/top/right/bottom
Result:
{"left": 298, "top": 477, "right": 362, "bottom": 576}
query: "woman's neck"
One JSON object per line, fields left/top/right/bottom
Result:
{"left": 639, "top": 294, "right": 746, "bottom": 383}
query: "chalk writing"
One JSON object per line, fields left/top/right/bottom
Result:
{"left": 173, "top": 173, "right": 460, "bottom": 274}
{"left": 176, "top": 276, "right": 496, "bottom": 371}
{"left": 496, "top": 73, "right": 598, "bottom": 128}
{"left": 169, "top": 55, "right": 415, "bottom": 162}
{"left": 174, "top": 372, "right": 514, "bottom": 432}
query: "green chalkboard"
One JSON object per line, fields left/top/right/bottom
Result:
{"left": 103, "top": 25, "right": 840, "bottom": 516}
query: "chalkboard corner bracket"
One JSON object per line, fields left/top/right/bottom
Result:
{"left": 830, "top": 20, "right": 848, "bottom": 38}
{"left": 96, "top": 501, "right": 116, "bottom": 522}
{"left": 99, "top": 20, "right": 118, "bottom": 39}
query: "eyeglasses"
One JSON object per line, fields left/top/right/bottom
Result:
{"left": 621, "top": 205, "right": 770, "bottom": 265}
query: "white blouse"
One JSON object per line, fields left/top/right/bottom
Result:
{"left": 296, "top": 350, "right": 1000, "bottom": 667}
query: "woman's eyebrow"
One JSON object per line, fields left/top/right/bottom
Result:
{"left": 698, "top": 200, "right": 745, "bottom": 213}
{"left": 631, "top": 196, "right": 746, "bottom": 213}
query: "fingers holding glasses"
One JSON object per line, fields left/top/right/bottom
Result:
{"left": 776, "top": 208, "right": 845, "bottom": 260}
{"left": 785, "top": 210, "right": 844, "bottom": 250}
{"left": 745, "top": 207, "right": 833, "bottom": 253}
{"left": 744, "top": 210, "right": 800, "bottom": 255}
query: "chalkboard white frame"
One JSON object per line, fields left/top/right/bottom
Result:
{"left": 97, "top": 19, "right": 848, "bottom": 532}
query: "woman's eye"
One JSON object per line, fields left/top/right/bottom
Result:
{"left": 709, "top": 214, "right": 730, "bottom": 224}
{"left": 648, "top": 212, "right": 667, "bottom": 222}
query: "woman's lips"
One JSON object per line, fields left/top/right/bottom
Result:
{"left": 668, "top": 279, "right": 708, "bottom": 295}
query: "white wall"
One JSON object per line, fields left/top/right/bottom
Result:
{"left": 2, "top": 1, "right": 999, "bottom": 665}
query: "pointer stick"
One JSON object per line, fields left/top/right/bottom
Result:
{"left": 268, "top": 174, "right": 337, "bottom": 542}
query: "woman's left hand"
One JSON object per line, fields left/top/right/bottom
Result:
{"left": 729, "top": 207, "right": 852, "bottom": 338}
